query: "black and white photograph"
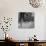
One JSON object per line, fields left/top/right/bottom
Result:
{"left": 18, "top": 12, "right": 34, "bottom": 28}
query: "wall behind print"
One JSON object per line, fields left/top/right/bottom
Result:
{"left": 0, "top": 0, "right": 46, "bottom": 40}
